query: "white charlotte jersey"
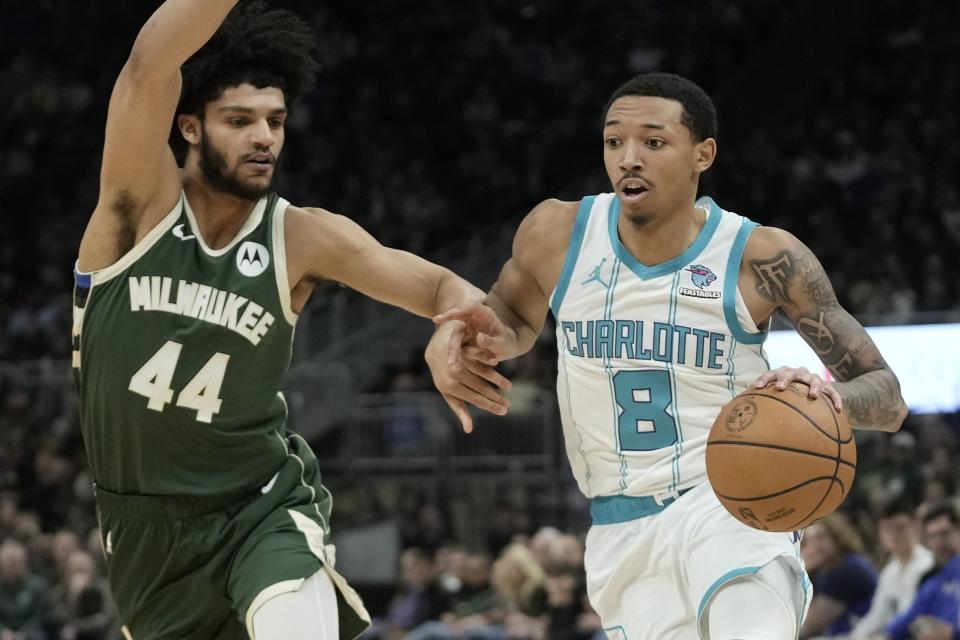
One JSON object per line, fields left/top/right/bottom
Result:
{"left": 551, "top": 194, "right": 769, "bottom": 499}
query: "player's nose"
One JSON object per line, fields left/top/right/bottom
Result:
{"left": 248, "top": 119, "right": 277, "bottom": 148}
{"left": 618, "top": 139, "right": 645, "bottom": 172}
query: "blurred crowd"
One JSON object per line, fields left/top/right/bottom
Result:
{"left": 364, "top": 528, "right": 600, "bottom": 640}
{"left": 2, "top": 0, "right": 960, "bottom": 637}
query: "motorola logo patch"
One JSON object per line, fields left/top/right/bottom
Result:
{"left": 236, "top": 241, "right": 270, "bottom": 277}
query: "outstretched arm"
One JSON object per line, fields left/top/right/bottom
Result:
{"left": 79, "top": 0, "right": 240, "bottom": 272}
{"left": 291, "top": 207, "right": 486, "bottom": 318}
{"left": 745, "top": 228, "right": 908, "bottom": 432}
{"left": 426, "top": 199, "right": 578, "bottom": 431}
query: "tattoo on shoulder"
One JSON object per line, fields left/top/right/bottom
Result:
{"left": 750, "top": 252, "right": 794, "bottom": 303}
{"left": 750, "top": 247, "right": 836, "bottom": 307}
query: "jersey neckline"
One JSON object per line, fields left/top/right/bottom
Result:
{"left": 607, "top": 195, "right": 722, "bottom": 280}
{"left": 182, "top": 192, "right": 269, "bottom": 257}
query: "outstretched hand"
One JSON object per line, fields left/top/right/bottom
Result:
{"left": 425, "top": 317, "right": 512, "bottom": 434}
{"left": 433, "top": 302, "right": 519, "bottom": 366}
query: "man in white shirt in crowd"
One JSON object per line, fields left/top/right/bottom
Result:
{"left": 850, "top": 499, "right": 934, "bottom": 639}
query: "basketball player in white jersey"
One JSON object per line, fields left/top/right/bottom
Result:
{"left": 426, "top": 73, "right": 908, "bottom": 639}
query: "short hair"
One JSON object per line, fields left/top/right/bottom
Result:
{"left": 923, "top": 502, "right": 960, "bottom": 528}
{"left": 881, "top": 497, "right": 917, "bottom": 521}
{"left": 602, "top": 72, "right": 717, "bottom": 142}
{"left": 171, "top": 1, "right": 319, "bottom": 158}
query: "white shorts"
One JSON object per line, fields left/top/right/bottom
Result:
{"left": 584, "top": 482, "right": 812, "bottom": 640}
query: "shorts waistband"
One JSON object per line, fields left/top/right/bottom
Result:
{"left": 590, "top": 488, "right": 693, "bottom": 525}
{"left": 94, "top": 484, "right": 255, "bottom": 520}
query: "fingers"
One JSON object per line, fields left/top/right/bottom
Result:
{"left": 439, "top": 373, "right": 509, "bottom": 417}
{"left": 753, "top": 368, "right": 784, "bottom": 389}
{"left": 442, "top": 394, "right": 473, "bottom": 434}
{"left": 432, "top": 304, "right": 481, "bottom": 325}
{"left": 463, "top": 346, "right": 500, "bottom": 366}
{"left": 475, "top": 332, "right": 514, "bottom": 361}
{"left": 755, "top": 366, "right": 812, "bottom": 390}
{"left": 461, "top": 358, "right": 512, "bottom": 391}
{"left": 822, "top": 384, "right": 843, "bottom": 412}
{"left": 445, "top": 321, "right": 466, "bottom": 370}
{"left": 753, "top": 366, "right": 843, "bottom": 411}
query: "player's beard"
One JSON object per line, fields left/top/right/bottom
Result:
{"left": 198, "top": 134, "right": 276, "bottom": 201}
{"left": 621, "top": 207, "right": 652, "bottom": 229}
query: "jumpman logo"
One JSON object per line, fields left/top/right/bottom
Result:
{"left": 581, "top": 257, "right": 611, "bottom": 289}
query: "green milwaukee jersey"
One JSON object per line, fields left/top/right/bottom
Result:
{"left": 73, "top": 193, "right": 298, "bottom": 496}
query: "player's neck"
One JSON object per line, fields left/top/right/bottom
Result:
{"left": 616, "top": 200, "right": 705, "bottom": 267}
{"left": 181, "top": 172, "right": 261, "bottom": 250}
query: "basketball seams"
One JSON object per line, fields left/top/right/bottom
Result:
{"left": 715, "top": 475, "right": 847, "bottom": 502}
{"left": 739, "top": 392, "right": 853, "bottom": 445}
{"left": 706, "top": 440, "right": 855, "bottom": 469}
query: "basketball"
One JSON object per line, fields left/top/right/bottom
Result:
{"left": 705, "top": 382, "right": 856, "bottom": 532}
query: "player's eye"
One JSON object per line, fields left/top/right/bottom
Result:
{"left": 647, "top": 138, "right": 665, "bottom": 149}
{"left": 605, "top": 138, "right": 621, "bottom": 149}
{"left": 229, "top": 118, "right": 247, "bottom": 127}
{"left": 269, "top": 119, "right": 284, "bottom": 129}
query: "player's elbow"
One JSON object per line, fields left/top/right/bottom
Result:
{"left": 121, "top": 49, "right": 176, "bottom": 88}
{"left": 126, "top": 22, "right": 184, "bottom": 81}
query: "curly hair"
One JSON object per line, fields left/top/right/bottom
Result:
{"left": 602, "top": 72, "right": 717, "bottom": 142}
{"left": 171, "top": 1, "right": 319, "bottom": 158}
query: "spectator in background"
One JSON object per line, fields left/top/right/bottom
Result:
{"left": 51, "top": 549, "right": 114, "bottom": 640}
{"left": 800, "top": 513, "right": 878, "bottom": 638}
{"left": 366, "top": 547, "right": 450, "bottom": 639}
{"left": 874, "top": 503, "right": 960, "bottom": 640}
{"left": 490, "top": 543, "right": 546, "bottom": 619}
{"left": 0, "top": 538, "right": 51, "bottom": 640}
{"left": 542, "top": 562, "right": 597, "bottom": 640}
{"left": 850, "top": 499, "right": 935, "bottom": 638}
{"left": 405, "top": 552, "right": 502, "bottom": 640}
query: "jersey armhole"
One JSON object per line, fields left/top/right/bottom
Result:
{"left": 77, "top": 195, "right": 185, "bottom": 286}
{"left": 549, "top": 196, "right": 595, "bottom": 319}
{"left": 271, "top": 198, "right": 299, "bottom": 326}
{"left": 723, "top": 219, "right": 766, "bottom": 345}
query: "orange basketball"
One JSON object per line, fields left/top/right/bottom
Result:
{"left": 705, "top": 382, "right": 856, "bottom": 532}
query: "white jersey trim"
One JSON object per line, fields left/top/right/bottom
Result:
{"left": 183, "top": 193, "right": 267, "bottom": 257}
{"left": 77, "top": 195, "right": 184, "bottom": 287}
{"left": 271, "top": 198, "right": 298, "bottom": 326}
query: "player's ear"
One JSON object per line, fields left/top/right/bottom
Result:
{"left": 693, "top": 138, "right": 717, "bottom": 174}
{"left": 178, "top": 114, "right": 202, "bottom": 146}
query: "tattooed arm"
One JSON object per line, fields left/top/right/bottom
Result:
{"left": 741, "top": 227, "right": 908, "bottom": 432}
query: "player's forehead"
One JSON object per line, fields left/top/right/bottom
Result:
{"left": 604, "top": 96, "right": 685, "bottom": 133}
{"left": 207, "top": 84, "right": 287, "bottom": 115}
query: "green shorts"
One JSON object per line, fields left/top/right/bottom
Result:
{"left": 95, "top": 434, "right": 369, "bottom": 640}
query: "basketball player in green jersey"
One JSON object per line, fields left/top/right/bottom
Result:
{"left": 72, "top": 2, "right": 499, "bottom": 639}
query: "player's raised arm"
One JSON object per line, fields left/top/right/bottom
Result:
{"left": 744, "top": 227, "right": 908, "bottom": 432}
{"left": 79, "top": 0, "right": 240, "bottom": 272}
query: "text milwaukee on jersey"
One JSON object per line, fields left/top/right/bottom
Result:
{"left": 127, "top": 276, "right": 274, "bottom": 345}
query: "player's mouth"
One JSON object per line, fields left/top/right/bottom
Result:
{"left": 243, "top": 153, "right": 275, "bottom": 174}
{"left": 619, "top": 178, "right": 651, "bottom": 204}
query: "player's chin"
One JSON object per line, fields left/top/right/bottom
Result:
{"left": 618, "top": 194, "right": 654, "bottom": 220}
